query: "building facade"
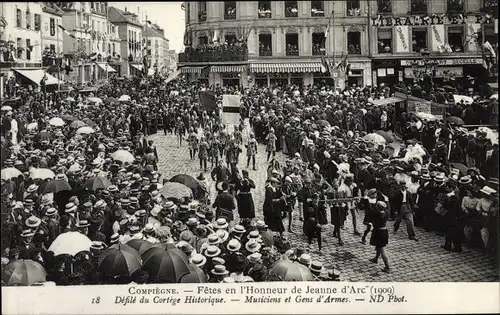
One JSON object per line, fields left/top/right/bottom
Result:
{"left": 370, "top": 0, "right": 498, "bottom": 88}
{"left": 179, "top": 0, "right": 497, "bottom": 89}
{"left": 41, "top": 2, "right": 64, "bottom": 81}
{"left": 108, "top": 6, "right": 144, "bottom": 77}
{"left": 179, "top": 0, "right": 372, "bottom": 88}
{"left": 144, "top": 23, "right": 167, "bottom": 76}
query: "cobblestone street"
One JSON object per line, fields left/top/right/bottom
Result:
{"left": 149, "top": 127, "right": 499, "bottom": 282}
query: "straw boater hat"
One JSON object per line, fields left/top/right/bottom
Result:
{"left": 186, "top": 217, "right": 199, "bottom": 227}
{"left": 143, "top": 223, "right": 155, "bottom": 234}
{"left": 222, "top": 277, "right": 235, "bottom": 283}
{"left": 26, "top": 184, "right": 38, "bottom": 194}
{"left": 231, "top": 225, "right": 245, "bottom": 235}
{"left": 110, "top": 233, "right": 120, "bottom": 244}
{"left": 189, "top": 254, "right": 207, "bottom": 268}
{"left": 309, "top": 261, "right": 324, "bottom": 274}
{"left": 226, "top": 239, "right": 242, "bottom": 252}
{"left": 21, "top": 229, "right": 35, "bottom": 238}
{"left": 213, "top": 218, "right": 228, "bottom": 230}
{"left": 247, "top": 252, "right": 263, "bottom": 264}
{"left": 247, "top": 230, "right": 262, "bottom": 240}
{"left": 459, "top": 176, "right": 472, "bottom": 185}
{"left": 45, "top": 207, "right": 57, "bottom": 217}
{"left": 207, "top": 234, "right": 220, "bottom": 246}
{"left": 434, "top": 173, "right": 445, "bottom": 182}
{"left": 216, "top": 229, "right": 229, "bottom": 243}
{"left": 25, "top": 216, "right": 41, "bottom": 228}
{"left": 421, "top": 173, "right": 431, "bottom": 181}
{"left": 65, "top": 202, "right": 77, "bottom": 213}
{"left": 204, "top": 245, "right": 222, "bottom": 258}
{"left": 298, "top": 254, "right": 312, "bottom": 266}
{"left": 245, "top": 239, "right": 261, "bottom": 253}
{"left": 76, "top": 220, "right": 90, "bottom": 228}
{"left": 211, "top": 265, "right": 229, "bottom": 276}
{"left": 90, "top": 241, "right": 105, "bottom": 251}
{"left": 480, "top": 186, "right": 497, "bottom": 196}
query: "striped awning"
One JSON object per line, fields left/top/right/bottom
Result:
{"left": 210, "top": 65, "right": 244, "bottom": 73}
{"left": 250, "top": 62, "right": 322, "bottom": 73}
{"left": 179, "top": 66, "right": 206, "bottom": 74}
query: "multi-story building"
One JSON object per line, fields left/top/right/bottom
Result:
{"left": 106, "top": 20, "right": 121, "bottom": 74}
{"left": 370, "top": 0, "right": 498, "bottom": 88}
{"left": 0, "top": 2, "right": 61, "bottom": 95}
{"left": 143, "top": 23, "right": 167, "bottom": 76}
{"left": 41, "top": 2, "right": 64, "bottom": 81}
{"left": 57, "top": 2, "right": 113, "bottom": 84}
{"left": 166, "top": 49, "right": 178, "bottom": 76}
{"left": 179, "top": 1, "right": 372, "bottom": 88}
{"left": 108, "top": 6, "right": 144, "bottom": 77}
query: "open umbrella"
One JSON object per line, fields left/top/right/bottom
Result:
{"left": 180, "top": 265, "right": 208, "bottom": 283}
{"left": 127, "top": 239, "right": 153, "bottom": 255}
{"left": 2, "top": 259, "right": 47, "bottom": 286}
{"left": 1, "top": 105, "right": 13, "bottom": 111}
{"left": 65, "top": 96, "right": 75, "bottom": 102}
{"left": 48, "top": 232, "right": 92, "bottom": 256}
{"left": 316, "top": 120, "right": 330, "bottom": 128}
{"left": 1, "top": 167, "right": 22, "bottom": 180}
{"left": 119, "top": 95, "right": 131, "bottom": 102}
{"left": 169, "top": 174, "right": 202, "bottom": 198}
{"left": 416, "top": 112, "right": 437, "bottom": 121}
{"left": 30, "top": 168, "right": 55, "bottom": 180}
{"left": 160, "top": 182, "right": 193, "bottom": 200}
{"left": 265, "top": 259, "right": 314, "bottom": 282}
{"left": 48, "top": 117, "right": 65, "bottom": 127}
{"left": 110, "top": 150, "right": 135, "bottom": 164}
{"left": 98, "top": 244, "right": 142, "bottom": 277}
{"left": 363, "top": 133, "right": 387, "bottom": 144}
{"left": 490, "top": 94, "right": 498, "bottom": 100}
{"left": 142, "top": 246, "right": 190, "bottom": 283}
{"left": 76, "top": 126, "right": 95, "bottom": 134}
{"left": 88, "top": 97, "right": 103, "bottom": 104}
{"left": 375, "top": 130, "right": 394, "bottom": 143}
{"left": 70, "top": 120, "right": 87, "bottom": 129}
{"left": 43, "top": 178, "right": 72, "bottom": 194}
{"left": 84, "top": 176, "right": 112, "bottom": 191}
{"left": 450, "top": 163, "right": 468, "bottom": 176}
{"left": 453, "top": 95, "right": 473, "bottom": 104}
{"left": 60, "top": 115, "right": 78, "bottom": 122}
{"left": 26, "top": 122, "right": 38, "bottom": 131}
{"left": 446, "top": 116, "right": 464, "bottom": 126}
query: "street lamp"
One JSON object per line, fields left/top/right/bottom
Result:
{"left": 411, "top": 48, "right": 438, "bottom": 91}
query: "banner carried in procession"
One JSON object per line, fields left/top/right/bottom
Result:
{"left": 222, "top": 94, "right": 241, "bottom": 126}
{"left": 198, "top": 90, "right": 217, "bottom": 111}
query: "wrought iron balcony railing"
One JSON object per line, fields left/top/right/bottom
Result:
{"left": 179, "top": 48, "right": 248, "bottom": 62}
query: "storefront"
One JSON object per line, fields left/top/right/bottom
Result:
{"left": 371, "top": 59, "right": 401, "bottom": 86}
{"left": 249, "top": 62, "right": 322, "bottom": 87}
{"left": 345, "top": 60, "right": 372, "bottom": 87}
{"left": 209, "top": 65, "right": 245, "bottom": 87}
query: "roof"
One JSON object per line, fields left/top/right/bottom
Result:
{"left": 144, "top": 24, "right": 165, "bottom": 39}
{"left": 108, "top": 7, "right": 142, "bottom": 27}
{"left": 42, "top": 2, "right": 64, "bottom": 16}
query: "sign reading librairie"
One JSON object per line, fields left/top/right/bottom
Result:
{"left": 401, "top": 58, "right": 483, "bottom": 66}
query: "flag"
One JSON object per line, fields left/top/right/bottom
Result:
{"left": 213, "top": 30, "right": 220, "bottom": 43}
{"left": 89, "top": 52, "right": 97, "bottom": 62}
{"left": 320, "top": 56, "right": 329, "bottom": 73}
{"left": 58, "top": 25, "right": 76, "bottom": 39}
{"left": 199, "top": 90, "right": 217, "bottom": 111}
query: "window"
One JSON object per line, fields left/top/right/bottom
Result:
{"left": 410, "top": 0, "right": 427, "bottom": 14}
{"left": 378, "top": 0, "right": 392, "bottom": 14}
{"left": 113, "top": 43, "right": 116, "bottom": 54}
{"left": 224, "top": 34, "right": 237, "bottom": 44}
{"left": 198, "top": 2, "right": 207, "bottom": 21}
{"left": 286, "top": 33, "right": 299, "bottom": 56}
{"left": 34, "top": 14, "right": 41, "bottom": 31}
{"left": 412, "top": 28, "right": 428, "bottom": 52}
{"left": 347, "top": 32, "right": 361, "bottom": 54}
{"left": 147, "top": 40, "right": 152, "bottom": 46}
{"left": 447, "top": 26, "right": 464, "bottom": 52}
{"left": 224, "top": 1, "right": 236, "bottom": 19}
{"left": 92, "top": 20, "right": 95, "bottom": 30}
{"left": 447, "top": 0, "right": 464, "bottom": 13}
{"left": 311, "top": 1, "right": 325, "bottom": 17}
{"left": 17, "top": 38, "right": 22, "bottom": 59}
{"left": 259, "top": 34, "right": 272, "bottom": 56}
{"left": 16, "top": 9, "right": 22, "bottom": 27}
{"left": 347, "top": 0, "right": 360, "bottom": 17}
{"left": 147, "top": 49, "right": 152, "bottom": 56}
{"left": 312, "top": 33, "right": 326, "bottom": 55}
{"left": 258, "top": 1, "right": 272, "bottom": 18}
{"left": 377, "top": 28, "right": 393, "bottom": 53}
{"left": 285, "top": 1, "right": 298, "bottom": 17}
{"left": 50, "top": 18, "right": 55, "bottom": 36}
{"left": 26, "top": 39, "right": 31, "bottom": 60}
{"left": 26, "top": 10, "right": 31, "bottom": 29}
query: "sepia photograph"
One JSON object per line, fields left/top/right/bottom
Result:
{"left": 0, "top": 0, "right": 498, "bottom": 313}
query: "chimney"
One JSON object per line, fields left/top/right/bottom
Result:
{"left": 137, "top": 6, "right": 140, "bottom": 19}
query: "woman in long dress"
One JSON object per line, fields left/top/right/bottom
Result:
{"left": 235, "top": 170, "right": 256, "bottom": 219}
{"left": 263, "top": 178, "right": 285, "bottom": 236}
{"left": 265, "top": 128, "right": 277, "bottom": 162}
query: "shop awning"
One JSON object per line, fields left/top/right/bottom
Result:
{"left": 210, "top": 65, "right": 245, "bottom": 73}
{"left": 96, "top": 63, "right": 116, "bottom": 72}
{"left": 370, "top": 96, "right": 405, "bottom": 106}
{"left": 179, "top": 66, "right": 206, "bottom": 74}
{"left": 14, "top": 69, "right": 61, "bottom": 86}
{"left": 130, "top": 64, "right": 143, "bottom": 71}
{"left": 250, "top": 62, "right": 322, "bottom": 73}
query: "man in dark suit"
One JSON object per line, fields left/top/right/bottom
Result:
{"left": 212, "top": 181, "right": 236, "bottom": 221}
{"left": 211, "top": 160, "right": 230, "bottom": 193}
{"left": 393, "top": 181, "right": 418, "bottom": 241}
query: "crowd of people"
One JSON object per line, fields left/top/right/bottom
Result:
{"left": 0, "top": 71, "right": 498, "bottom": 286}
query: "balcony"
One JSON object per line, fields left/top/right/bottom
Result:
{"left": 311, "top": 8, "right": 325, "bottom": 17}
{"left": 258, "top": 10, "right": 272, "bottom": 18}
{"left": 178, "top": 48, "right": 248, "bottom": 62}
{"left": 224, "top": 11, "right": 236, "bottom": 20}
{"left": 259, "top": 48, "right": 272, "bottom": 57}
{"left": 312, "top": 47, "right": 326, "bottom": 56}
{"left": 285, "top": 8, "right": 298, "bottom": 17}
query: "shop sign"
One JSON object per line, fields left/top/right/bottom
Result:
{"left": 400, "top": 58, "right": 483, "bottom": 66}
{"left": 373, "top": 59, "right": 400, "bottom": 68}
{"left": 372, "top": 14, "right": 493, "bottom": 27}
{"left": 404, "top": 66, "right": 463, "bottom": 78}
